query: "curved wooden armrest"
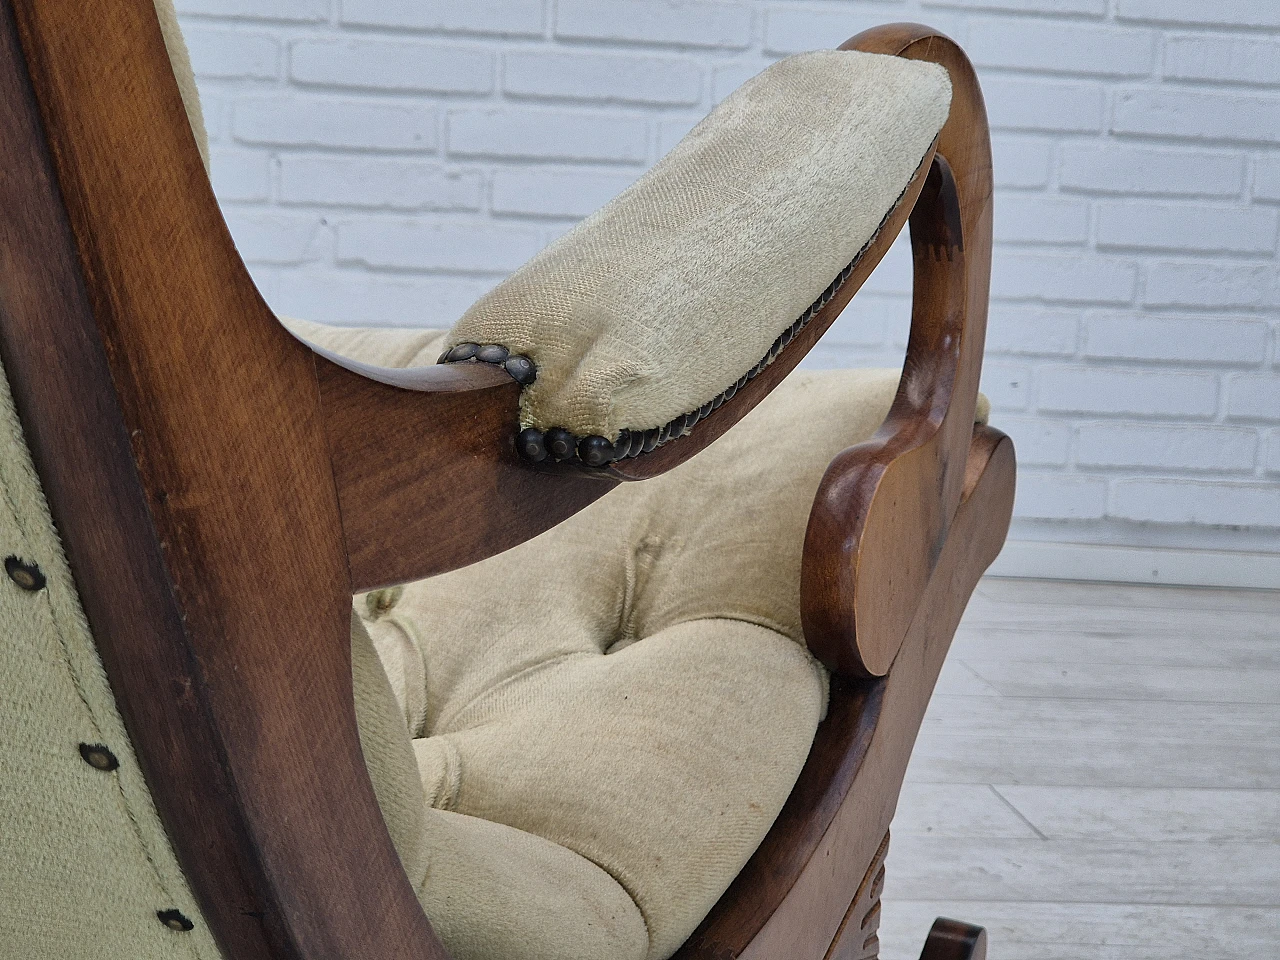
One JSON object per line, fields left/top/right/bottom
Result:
{"left": 802, "top": 23, "right": 993, "bottom": 679}
{"left": 311, "top": 73, "right": 946, "bottom": 588}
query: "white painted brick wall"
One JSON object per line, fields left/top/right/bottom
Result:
{"left": 179, "top": 0, "right": 1280, "bottom": 579}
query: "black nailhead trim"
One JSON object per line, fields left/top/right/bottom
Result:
{"left": 157, "top": 910, "right": 194, "bottom": 932}
{"left": 79, "top": 743, "right": 119, "bottom": 772}
{"left": 613, "top": 431, "right": 630, "bottom": 461}
{"left": 699, "top": 401, "right": 714, "bottom": 419}
{"left": 437, "top": 350, "right": 451, "bottom": 364}
{"left": 724, "top": 383, "right": 737, "bottom": 401}
{"left": 627, "top": 431, "right": 645, "bottom": 458}
{"left": 517, "top": 428, "right": 547, "bottom": 463}
{"left": 545, "top": 428, "right": 576, "bottom": 462}
{"left": 446, "top": 343, "right": 480, "bottom": 363}
{"left": 5, "top": 556, "right": 45, "bottom": 591}
{"left": 642, "top": 429, "right": 660, "bottom": 453}
{"left": 578, "top": 435, "right": 613, "bottom": 467}
{"left": 476, "top": 344, "right": 509, "bottom": 364}
{"left": 504, "top": 355, "right": 537, "bottom": 385}
{"left": 736, "top": 374, "right": 748, "bottom": 390}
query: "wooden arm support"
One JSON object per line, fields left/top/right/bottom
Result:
{"left": 313, "top": 357, "right": 621, "bottom": 591}
{"left": 678, "top": 424, "right": 1015, "bottom": 959}
{"left": 803, "top": 25, "right": 994, "bottom": 679}
{"left": 315, "top": 26, "right": 989, "bottom": 606}
{"left": 312, "top": 132, "right": 945, "bottom": 588}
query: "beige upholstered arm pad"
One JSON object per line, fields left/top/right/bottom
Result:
{"left": 441, "top": 50, "right": 951, "bottom": 466}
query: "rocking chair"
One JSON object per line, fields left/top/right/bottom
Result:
{"left": 0, "top": 2, "right": 1014, "bottom": 959}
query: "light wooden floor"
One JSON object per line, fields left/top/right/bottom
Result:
{"left": 880, "top": 577, "right": 1280, "bottom": 960}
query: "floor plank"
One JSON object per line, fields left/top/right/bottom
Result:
{"left": 891, "top": 784, "right": 1041, "bottom": 839}
{"left": 993, "top": 786, "right": 1280, "bottom": 842}
{"left": 920, "top": 695, "right": 1280, "bottom": 743}
{"left": 905, "top": 735, "right": 1280, "bottom": 789}
{"left": 957, "top": 604, "right": 1277, "bottom": 640}
{"left": 885, "top": 836, "right": 1280, "bottom": 904}
{"left": 956, "top": 659, "right": 1280, "bottom": 704}
{"left": 879, "top": 901, "right": 1280, "bottom": 960}
{"left": 882, "top": 576, "right": 1280, "bottom": 960}
{"left": 949, "top": 630, "right": 1277, "bottom": 669}
{"left": 972, "top": 578, "right": 1280, "bottom": 615}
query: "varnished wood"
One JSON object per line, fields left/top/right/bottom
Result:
{"left": 803, "top": 24, "right": 994, "bottom": 679}
{"left": 1, "top": 2, "right": 450, "bottom": 957}
{"left": 316, "top": 358, "right": 618, "bottom": 591}
{"left": 312, "top": 138, "right": 942, "bottom": 584}
{"left": 917, "top": 919, "right": 988, "bottom": 960}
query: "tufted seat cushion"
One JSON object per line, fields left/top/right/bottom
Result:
{"left": 302, "top": 320, "right": 990, "bottom": 960}
{"left": 442, "top": 50, "right": 952, "bottom": 446}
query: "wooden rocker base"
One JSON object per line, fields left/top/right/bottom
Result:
{"left": 918, "top": 919, "right": 989, "bottom": 960}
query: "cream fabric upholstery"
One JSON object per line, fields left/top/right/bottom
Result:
{"left": 0, "top": 364, "right": 220, "bottom": 960}
{"left": 445, "top": 51, "right": 952, "bottom": 441}
{"left": 0, "top": 335, "right": 431, "bottom": 958}
{"left": 314, "top": 320, "right": 991, "bottom": 960}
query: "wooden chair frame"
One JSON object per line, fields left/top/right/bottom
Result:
{"left": 0, "top": 2, "right": 1012, "bottom": 958}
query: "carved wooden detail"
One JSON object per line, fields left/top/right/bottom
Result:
{"left": 825, "top": 831, "right": 890, "bottom": 960}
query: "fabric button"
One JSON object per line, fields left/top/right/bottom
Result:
{"left": 157, "top": 910, "right": 194, "bottom": 932}
{"left": 364, "top": 586, "right": 404, "bottom": 621}
{"left": 5, "top": 556, "right": 45, "bottom": 591}
{"left": 78, "top": 743, "right": 120, "bottom": 772}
